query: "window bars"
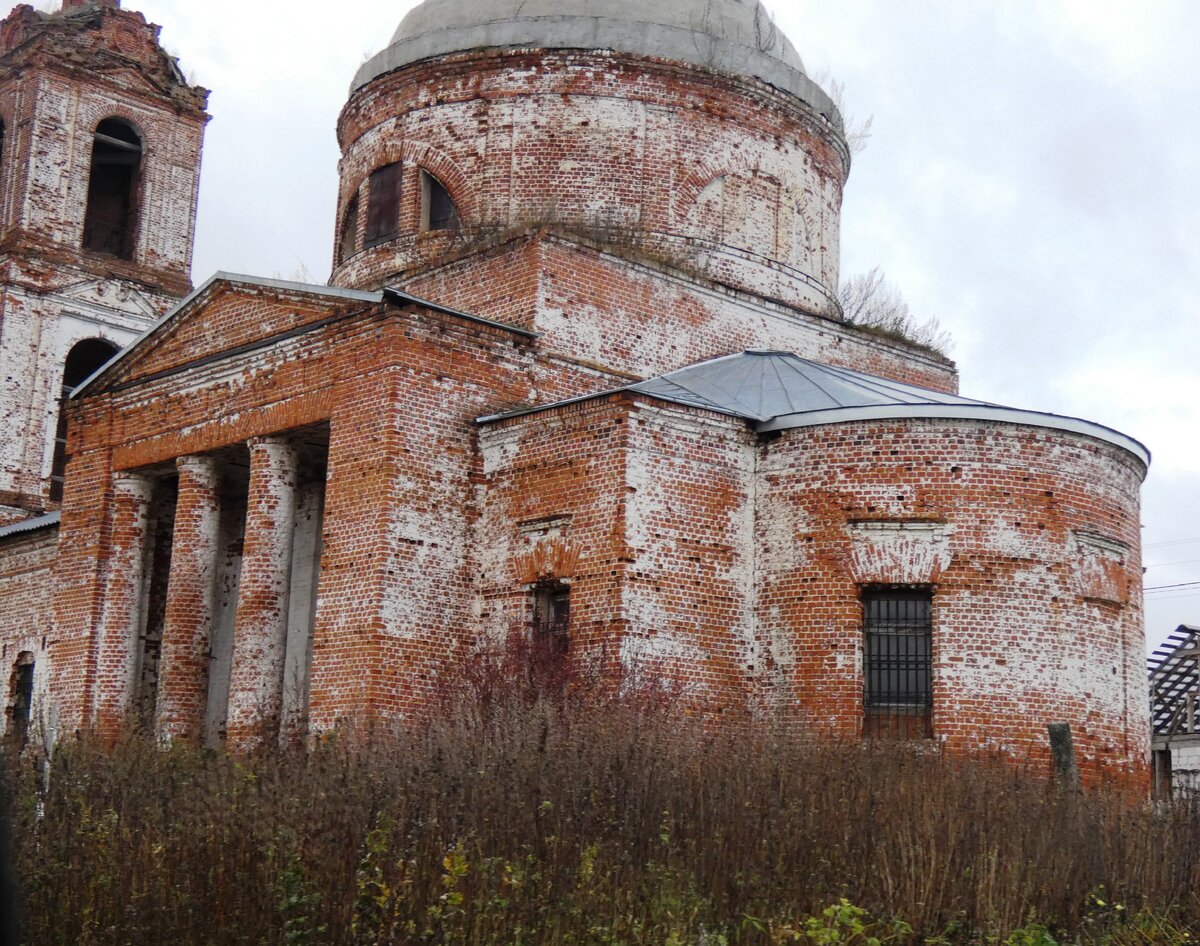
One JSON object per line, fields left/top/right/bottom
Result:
{"left": 863, "top": 588, "right": 933, "bottom": 740}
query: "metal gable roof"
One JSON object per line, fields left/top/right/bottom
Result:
{"left": 628, "top": 349, "right": 984, "bottom": 422}
{"left": 479, "top": 349, "right": 1150, "bottom": 470}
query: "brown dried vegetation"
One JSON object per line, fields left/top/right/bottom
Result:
{"left": 1, "top": 656, "right": 1198, "bottom": 945}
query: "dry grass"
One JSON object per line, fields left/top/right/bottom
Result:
{"left": 2, "top": 663, "right": 1198, "bottom": 945}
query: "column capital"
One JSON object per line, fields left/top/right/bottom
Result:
{"left": 111, "top": 470, "right": 155, "bottom": 502}
{"left": 175, "top": 453, "right": 219, "bottom": 474}
{"left": 247, "top": 434, "right": 296, "bottom": 450}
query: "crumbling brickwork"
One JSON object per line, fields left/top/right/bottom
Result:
{"left": 754, "top": 419, "right": 1148, "bottom": 787}
{"left": 0, "top": 0, "right": 1151, "bottom": 791}
{"left": 0, "top": 0, "right": 207, "bottom": 519}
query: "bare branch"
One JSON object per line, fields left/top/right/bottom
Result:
{"left": 839, "top": 266, "right": 952, "bottom": 355}
{"left": 811, "top": 68, "right": 873, "bottom": 155}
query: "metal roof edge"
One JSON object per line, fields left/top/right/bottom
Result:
{"left": 758, "top": 404, "right": 1151, "bottom": 471}
{"left": 477, "top": 381, "right": 769, "bottom": 426}
{"left": 476, "top": 387, "right": 629, "bottom": 425}
{"left": 70, "top": 273, "right": 384, "bottom": 400}
{"left": 0, "top": 511, "right": 61, "bottom": 541}
{"left": 383, "top": 286, "right": 539, "bottom": 339}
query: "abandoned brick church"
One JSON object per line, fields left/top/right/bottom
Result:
{"left": 0, "top": 0, "right": 1152, "bottom": 785}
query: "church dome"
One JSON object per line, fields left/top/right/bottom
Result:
{"left": 352, "top": 0, "right": 837, "bottom": 121}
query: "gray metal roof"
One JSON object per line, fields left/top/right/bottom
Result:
{"left": 0, "top": 511, "right": 60, "bottom": 541}
{"left": 352, "top": 0, "right": 840, "bottom": 127}
{"left": 479, "top": 350, "right": 1151, "bottom": 468}
{"left": 630, "top": 349, "right": 983, "bottom": 422}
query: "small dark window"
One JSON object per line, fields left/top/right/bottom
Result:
{"left": 1153, "top": 748, "right": 1173, "bottom": 800}
{"left": 83, "top": 118, "right": 142, "bottom": 259}
{"left": 530, "top": 583, "right": 570, "bottom": 688}
{"left": 421, "top": 170, "right": 458, "bottom": 232}
{"left": 363, "top": 162, "right": 401, "bottom": 248}
{"left": 862, "top": 589, "right": 933, "bottom": 740}
{"left": 50, "top": 337, "right": 120, "bottom": 503}
{"left": 338, "top": 193, "right": 359, "bottom": 262}
{"left": 7, "top": 653, "right": 34, "bottom": 747}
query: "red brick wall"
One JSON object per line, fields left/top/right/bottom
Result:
{"left": 619, "top": 400, "right": 756, "bottom": 709}
{"left": 755, "top": 418, "right": 1148, "bottom": 789}
{"left": 401, "top": 234, "right": 958, "bottom": 393}
{"left": 0, "top": 526, "right": 56, "bottom": 738}
{"left": 333, "top": 49, "right": 846, "bottom": 317}
{"left": 476, "top": 395, "right": 635, "bottom": 680}
{"left": 52, "top": 286, "right": 546, "bottom": 734}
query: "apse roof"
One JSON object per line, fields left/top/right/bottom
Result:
{"left": 352, "top": 0, "right": 839, "bottom": 125}
{"left": 629, "top": 349, "right": 982, "bottom": 423}
{"left": 479, "top": 350, "right": 1151, "bottom": 468}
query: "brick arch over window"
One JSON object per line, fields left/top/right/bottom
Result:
{"left": 673, "top": 152, "right": 760, "bottom": 225}
{"left": 50, "top": 336, "right": 120, "bottom": 502}
{"left": 341, "top": 140, "right": 479, "bottom": 224}
{"left": 401, "top": 141, "right": 476, "bottom": 222}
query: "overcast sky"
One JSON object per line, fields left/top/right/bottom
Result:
{"left": 113, "top": 0, "right": 1199, "bottom": 650}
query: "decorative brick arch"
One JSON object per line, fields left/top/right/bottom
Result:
{"left": 400, "top": 140, "right": 479, "bottom": 222}
{"left": 340, "top": 138, "right": 479, "bottom": 224}
{"left": 88, "top": 110, "right": 149, "bottom": 150}
{"left": 673, "top": 150, "right": 761, "bottom": 224}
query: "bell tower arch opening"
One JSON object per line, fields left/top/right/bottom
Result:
{"left": 83, "top": 118, "right": 143, "bottom": 260}
{"left": 49, "top": 338, "right": 120, "bottom": 503}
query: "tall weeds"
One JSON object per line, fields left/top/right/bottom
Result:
{"left": 4, "top": 670, "right": 1198, "bottom": 945}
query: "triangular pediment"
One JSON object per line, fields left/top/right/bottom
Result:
{"left": 73, "top": 273, "right": 382, "bottom": 398}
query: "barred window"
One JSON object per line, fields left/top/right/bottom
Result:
{"left": 862, "top": 588, "right": 933, "bottom": 739}
{"left": 533, "top": 583, "right": 570, "bottom": 657}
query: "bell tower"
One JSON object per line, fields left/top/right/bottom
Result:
{"left": 0, "top": 0, "right": 209, "bottom": 522}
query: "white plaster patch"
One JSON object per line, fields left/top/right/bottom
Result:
{"left": 480, "top": 425, "right": 524, "bottom": 476}
{"left": 847, "top": 520, "right": 953, "bottom": 585}
{"left": 619, "top": 631, "right": 706, "bottom": 669}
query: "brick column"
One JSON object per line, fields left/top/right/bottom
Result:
{"left": 227, "top": 436, "right": 298, "bottom": 747}
{"left": 91, "top": 471, "right": 155, "bottom": 737}
{"left": 156, "top": 454, "right": 221, "bottom": 742}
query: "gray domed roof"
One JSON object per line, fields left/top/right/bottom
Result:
{"left": 352, "top": 0, "right": 838, "bottom": 121}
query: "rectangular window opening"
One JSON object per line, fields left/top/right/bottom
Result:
{"left": 531, "top": 583, "right": 570, "bottom": 690}
{"left": 862, "top": 587, "right": 933, "bottom": 740}
{"left": 363, "top": 162, "right": 402, "bottom": 248}
{"left": 7, "top": 655, "right": 34, "bottom": 747}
